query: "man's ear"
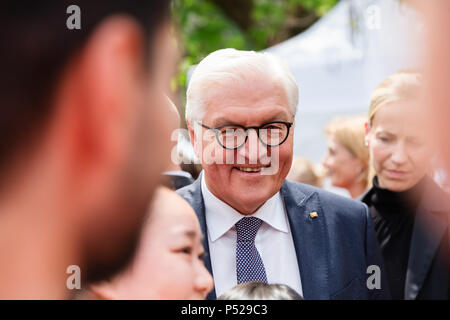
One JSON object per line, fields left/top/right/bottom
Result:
{"left": 186, "top": 120, "right": 202, "bottom": 161}
{"left": 186, "top": 120, "right": 195, "bottom": 143}
{"left": 55, "top": 15, "right": 145, "bottom": 182}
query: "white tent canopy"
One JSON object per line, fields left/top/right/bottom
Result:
{"left": 265, "top": 0, "right": 423, "bottom": 163}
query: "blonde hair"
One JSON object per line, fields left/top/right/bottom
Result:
{"left": 367, "top": 71, "right": 423, "bottom": 184}
{"left": 325, "top": 116, "right": 370, "bottom": 188}
{"left": 287, "top": 157, "right": 323, "bottom": 188}
{"left": 368, "top": 71, "right": 422, "bottom": 125}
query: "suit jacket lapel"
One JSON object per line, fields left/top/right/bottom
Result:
{"left": 281, "top": 181, "right": 330, "bottom": 299}
{"left": 185, "top": 178, "right": 331, "bottom": 299}
{"left": 405, "top": 181, "right": 449, "bottom": 300}
{"left": 181, "top": 176, "right": 217, "bottom": 300}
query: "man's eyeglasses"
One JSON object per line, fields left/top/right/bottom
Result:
{"left": 198, "top": 121, "right": 293, "bottom": 150}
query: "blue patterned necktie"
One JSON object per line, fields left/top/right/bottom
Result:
{"left": 235, "top": 217, "right": 268, "bottom": 284}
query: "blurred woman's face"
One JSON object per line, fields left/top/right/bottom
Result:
{"left": 104, "top": 191, "right": 214, "bottom": 300}
{"left": 322, "top": 138, "right": 364, "bottom": 189}
{"left": 367, "top": 101, "right": 432, "bottom": 192}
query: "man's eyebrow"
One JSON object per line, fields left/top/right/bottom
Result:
{"left": 265, "top": 111, "right": 291, "bottom": 122}
{"left": 211, "top": 117, "right": 234, "bottom": 127}
{"left": 210, "top": 111, "right": 291, "bottom": 127}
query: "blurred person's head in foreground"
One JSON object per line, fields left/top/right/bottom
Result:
{"left": 365, "top": 71, "right": 433, "bottom": 192}
{"left": 323, "top": 116, "right": 369, "bottom": 198}
{"left": 186, "top": 48, "right": 298, "bottom": 214}
{"left": 0, "top": 0, "right": 174, "bottom": 298}
{"left": 421, "top": 0, "right": 450, "bottom": 178}
{"left": 218, "top": 282, "right": 303, "bottom": 300}
{"left": 89, "top": 187, "right": 214, "bottom": 300}
{"left": 418, "top": 5, "right": 450, "bottom": 296}
{"left": 287, "top": 157, "right": 323, "bottom": 188}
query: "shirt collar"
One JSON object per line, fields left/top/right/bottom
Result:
{"left": 201, "top": 174, "right": 289, "bottom": 242}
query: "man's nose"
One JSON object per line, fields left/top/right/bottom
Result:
{"left": 237, "top": 129, "right": 267, "bottom": 164}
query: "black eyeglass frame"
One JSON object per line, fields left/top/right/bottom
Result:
{"left": 198, "top": 120, "right": 293, "bottom": 150}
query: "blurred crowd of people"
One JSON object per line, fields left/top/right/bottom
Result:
{"left": 0, "top": 0, "right": 449, "bottom": 300}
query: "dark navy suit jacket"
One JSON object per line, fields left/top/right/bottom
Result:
{"left": 177, "top": 177, "right": 390, "bottom": 300}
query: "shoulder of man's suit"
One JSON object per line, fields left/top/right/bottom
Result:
{"left": 176, "top": 179, "right": 200, "bottom": 204}
{"left": 176, "top": 178, "right": 369, "bottom": 222}
{"left": 283, "top": 179, "right": 369, "bottom": 222}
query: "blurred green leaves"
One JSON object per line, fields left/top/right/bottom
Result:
{"left": 172, "top": 0, "right": 338, "bottom": 100}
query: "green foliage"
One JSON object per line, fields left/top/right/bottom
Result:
{"left": 291, "top": 0, "right": 340, "bottom": 15}
{"left": 172, "top": 0, "right": 247, "bottom": 93}
{"left": 172, "top": 0, "right": 338, "bottom": 98}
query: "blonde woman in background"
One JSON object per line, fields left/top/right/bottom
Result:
{"left": 287, "top": 157, "right": 323, "bottom": 188}
{"left": 322, "top": 116, "right": 370, "bottom": 198}
{"left": 361, "top": 71, "right": 449, "bottom": 300}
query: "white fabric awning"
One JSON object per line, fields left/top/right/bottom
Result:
{"left": 265, "top": 0, "right": 423, "bottom": 163}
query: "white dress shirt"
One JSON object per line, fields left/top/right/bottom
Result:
{"left": 201, "top": 175, "right": 303, "bottom": 298}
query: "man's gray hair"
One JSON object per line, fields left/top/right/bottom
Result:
{"left": 185, "top": 48, "right": 299, "bottom": 123}
{"left": 218, "top": 282, "right": 303, "bottom": 300}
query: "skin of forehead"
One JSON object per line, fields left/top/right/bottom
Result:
{"left": 149, "top": 189, "right": 200, "bottom": 239}
{"left": 200, "top": 75, "right": 292, "bottom": 125}
{"left": 371, "top": 101, "right": 425, "bottom": 138}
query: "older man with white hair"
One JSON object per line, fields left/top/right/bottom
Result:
{"left": 177, "top": 48, "right": 389, "bottom": 300}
